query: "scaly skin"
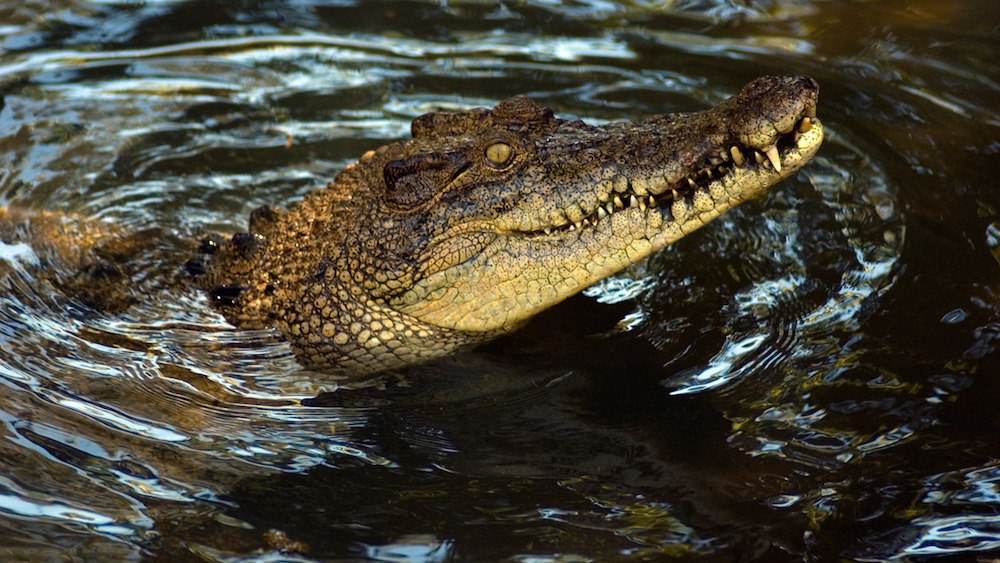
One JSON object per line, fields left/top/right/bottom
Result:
{"left": 193, "top": 75, "right": 823, "bottom": 373}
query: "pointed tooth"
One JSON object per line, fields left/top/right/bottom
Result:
{"left": 582, "top": 218, "right": 590, "bottom": 226}
{"left": 730, "top": 146, "right": 745, "bottom": 166}
{"left": 648, "top": 196, "right": 656, "bottom": 208}
{"left": 687, "top": 177, "right": 697, "bottom": 189}
{"left": 639, "top": 198, "right": 647, "bottom": 211}
{"left": 629, "top": 195, "right": 639, "bottom": 208}
{"left": 614, "top": 195, "right": 624, "bottom": 209}
{"left": 754, "top": 151, "right": 765, "bottom": 165}
{"left": 764, "top": 145, "right": 781, "bottom": 172}
{"left": 568, "top": 223, "right": 576, "bottom": 231}
{"left": 798, "top": 117, "right": 812, "bottom": 133}
{"left": 605, "top": 202, "right": 614, "bottom": 214}
{"left": 543, "top": 228, "right": 551, "bottom": 235}
{"left": 597, "top": 207, "right": 608, "bottom": 220}
{"left": 671, "top": 189, "right": 680, "bottom": 201}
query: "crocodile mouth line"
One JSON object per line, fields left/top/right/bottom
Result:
{"left": 522, "top": 110, "right": 820, "bottom": 238}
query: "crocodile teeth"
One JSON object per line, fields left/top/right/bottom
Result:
{"left": 605, "top": 202, "right": 614, "bottom": 214}
{"left": 648, "top": 196, "right": 656, "bottom": 208}
{"left": 687, "top": 177, "right": 697, "bottom": 189}
{"left": 575, "top": 221, "right": 584, "bottom": 229}
{"left": 629, "top": 195, "right": 639, "bottom": 208}
{"left": 582, "top": 218, "right": 591, "bottom": 226}
{"left": 730, "top": 146, "right": 745, "bottom": 166}
{"left": 754, "top": 151, "right": 765, "bottom": 165}
{"left": 544, "top": 228, "right": 551, "bottom": 235}
{"left": 597, "top": 207, "right": 608, "bottom": 220}
{"left": 799, "top": 117, "right": 812, "bottom": 133}
{"left": 568, "top": 223, "right": 577, "bottom": 231}
{"left": 614, "top": 195, "right": 624, "bottom": 209}
{"left": 763, "top": 145, "right": 781, "bottom": 172}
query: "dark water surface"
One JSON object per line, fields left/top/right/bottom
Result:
{"left": 1, "top": 0, "right": 999, "bottom": 561}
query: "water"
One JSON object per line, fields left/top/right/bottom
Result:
{"left": 0, "top": 0, "right": 998, "bottom": 561}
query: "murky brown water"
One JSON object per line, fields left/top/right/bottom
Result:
{"left": 1, "top": 0, "right": 999, "bottom": 561}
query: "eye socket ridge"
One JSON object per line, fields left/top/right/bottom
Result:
{"left": 383, "top": 153, "right": 458, "bottom": 210}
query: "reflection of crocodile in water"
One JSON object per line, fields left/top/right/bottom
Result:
{"left": 0, "top": 75, "right": 822, "bottom": 374}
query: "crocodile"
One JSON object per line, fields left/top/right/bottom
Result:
{"left": 0, "top": 75, "right": 821, "bottom": 374}
{"left": 184, "top": 75, "right": 823, "bottom": 373}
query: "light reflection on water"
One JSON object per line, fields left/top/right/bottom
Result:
{"left": 0, "top": 0, "right": 999, "bottom": 560}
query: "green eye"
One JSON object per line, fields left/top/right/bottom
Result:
{"left": 485, "top": 142, "right": 513, "bottom": 166}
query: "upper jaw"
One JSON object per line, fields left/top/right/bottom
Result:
{"left": 510, "top": 75, "right": 822, "bottom": 237}
{"left": 518, "top": 117, "right": 821, "bottom": 239}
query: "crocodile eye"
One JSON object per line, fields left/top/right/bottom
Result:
{"left": 485, "top": 142, "right": 513, "bottom": 167}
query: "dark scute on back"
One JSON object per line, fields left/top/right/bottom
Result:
{"left": 249, "top": 205, "right": 285, "bottom": 237}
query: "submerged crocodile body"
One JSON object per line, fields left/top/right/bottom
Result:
{"left": 184, "top": 75, "right": 823, "bottom": 373}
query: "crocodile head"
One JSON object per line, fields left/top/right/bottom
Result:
{"left": 195, "top": 75, "right": 823, "bottom": 373}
